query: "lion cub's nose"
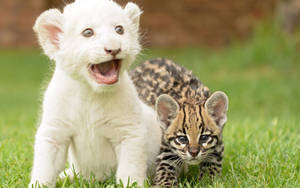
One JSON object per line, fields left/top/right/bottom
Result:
{"left": 105, "top": 48, "right": 121, "bottom": 56}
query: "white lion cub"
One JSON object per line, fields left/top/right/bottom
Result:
{"left": 29, "top": 0, "right": 161, "bottom": 187}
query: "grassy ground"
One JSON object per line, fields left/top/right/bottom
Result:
{"left": 0, "top": 23, "right": 299, "bottom": 187}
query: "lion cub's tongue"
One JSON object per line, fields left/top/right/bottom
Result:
{"left": 97, "top": 60, "right": 117, "bottom": 77}
{"left": 91, "top": 60, "right": 119, "bottom": 85}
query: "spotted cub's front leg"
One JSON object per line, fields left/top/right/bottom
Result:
{"left": 153, "top": 149, "right": 182, "bottom": 188}
{"left": 199, "top": 161, "right": 223, "bottom": 180}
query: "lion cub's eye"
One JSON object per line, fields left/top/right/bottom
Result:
{"left": 82, "top": 28, "right": 94, "bottom": 37}
{"left": 176, "top": 136, "right": 188, "bottom": 145}
{"left": 115, "top": 25, "right": 124, "bottom": 35}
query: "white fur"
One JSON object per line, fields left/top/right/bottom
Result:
{"left": 30, "top": 0, "right": 161, "bottom": 187}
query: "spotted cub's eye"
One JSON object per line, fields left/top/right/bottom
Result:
{"left": 115, "top": 25, "right": 124, "bottom": 35}
{"left": 199, "top": 135, "right": 210, "bottom": 142}
{"left": 176, "top": 136, "right": 188, "bottom": 144}
{"left": 82, "top": 28, "right": 94, "bottom": 37}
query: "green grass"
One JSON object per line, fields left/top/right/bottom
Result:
{"left": 0, "top": 22, "right": 299, "bottom": 187}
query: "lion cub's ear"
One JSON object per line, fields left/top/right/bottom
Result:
{"left": 155, "top": 94, "right": 179, "bottom": 129}
{"left": 33, "top": 9, "right": 63, "bottom": 60}
{"left": 205, "top": 91, "right": 229, "bottom": 128}
{"left": 124, "top": 2, "right": 142, "bottom": 30}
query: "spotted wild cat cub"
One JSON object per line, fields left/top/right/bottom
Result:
{"left": 130, "top": 58, "right": 229, "bottom": 187}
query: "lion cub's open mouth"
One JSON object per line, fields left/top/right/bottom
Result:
{"left": 88, "top": 59, "right": 121, "bottom": 85}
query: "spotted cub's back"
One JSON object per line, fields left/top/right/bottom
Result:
{"left": 130, "top": 58, "right": 229, "bottom": 187}
{"left": 130, "top": 58, "right": 210, "bottom": 107}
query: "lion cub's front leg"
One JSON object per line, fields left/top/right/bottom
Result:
{"left": 115, "top": 127, "right": 148, "bottom": 187}
{"left": 30, "top": 123, "right": 71, "bottom": 188}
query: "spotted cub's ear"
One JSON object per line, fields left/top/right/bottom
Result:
{"left": 124, "top": 2, "right": 142, "bottom": 30}
{"left": 33, "top": 9, "right": 63, "bottom": 60}
{"left": 155, "top": 94, "right": 179, "bottom": 129}
{"left": 205, "top": 91, "right": 229, "bottom": 128}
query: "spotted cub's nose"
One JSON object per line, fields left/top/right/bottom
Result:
{"left": 188, "top": 146, "right": 200, "bottom": 157}
{"left": 105, "top": 48, "right": 121, "bottom": 56}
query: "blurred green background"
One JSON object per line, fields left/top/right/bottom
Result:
{"left": 0, "top": 0, "right": 299, "bottom": 187}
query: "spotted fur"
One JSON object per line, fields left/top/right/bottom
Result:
{"left": 130, "top": 58, "right": 228, "bottom": 187}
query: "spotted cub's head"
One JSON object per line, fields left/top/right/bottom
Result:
{"left": 33, "top": 0, "right": 142, "bottom": 92}
{"left": 155, "top": 92, "right": 229, "bottom": 164}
